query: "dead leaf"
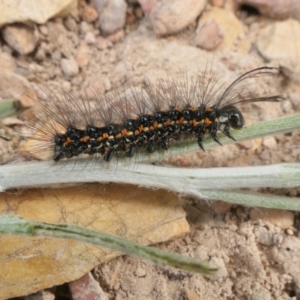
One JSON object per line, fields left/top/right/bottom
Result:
{"left": 0, "top": 183, "right": 189, "bottom": 299}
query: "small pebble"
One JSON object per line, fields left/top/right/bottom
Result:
{"left": 96, "top": 36, "right": 113, "bottom": 49}
{"left": 2, "top": 24, "right": 39, "bottom": 55}
{"left": 134, "top": 7, "right": 144, "bottom": 19}
{"left": 0, "top": 52, "right": 17, "bottom": 72}
{"left": 69, "top": 272, "right": 108, "bottom": 300}
{"left": 61, "top": 58, "right": 79, "bottom": 77}
{"left": 254, "top": 225, "right": 273, "bottom": 246}
{"left": 85, "top": 32, "right": 96, "bottom": 44}
{"left": 210, "top": 257, "right": 228, "bottom": 277}
{"left": 272, "top": 232, "right": 284, "bottom": 245}
{"left": 76, "top": 42, "right": 90, "bottom": 68}
{"left": 192, "top": 20, "right": 223, "bottom": 50}
{"left": 64, "top": 16, "right": 78, "bottom": 32}
{"left": 148, "top": 0, "right": 206, "bottom": 35}
{"left": 211, "top": 201, "right": 232, "bottom": 214}
{"left": 23, "top": 290, "right": 55, "bottom": 300}
{"left": 51, "top": 50, "right": 62, "bottom": 62}
{"left": 194, "top": 7, "right": 250, "bottom": 52}
{"left": 259, "top": 149, "right": 271, "bottom": 160}
{"left": 126, "top": 13, "right": 136, "bottom": 25}
{"left": 35, "top": 47, "right": 46, "bottom": 61}
{"left": 39, "top": 25, "right": 48, "bottom": 36}
{"left": 262, "top": 136, "right": 277, "bottom": 149}
{"left": 281, "top": 100, "right": 292, "bottom": 112}
{"left": 81, "top": 5, "right": 99, "bottom": 23}
{"left": 184, "top": 288, "right": 200, "bottom": 300}
{"left": 106, "top": 29, "right": 124, "bottom": 43}
{"left": 134, "top": 266, "right": 146, "bottom": 277}
{"left": 61, "top": 81, "right": 72, "bottom": 91}
{"left": 79, "top": 21, "right": 92, "bottom": 35}
{"left": 95, "top": 0, "right": 127, "bottom": 35}
{"left": 86, "top": 80, "right": 110, "bottom": 98}
{"left": 250, "top": 208, "right": 294, "bottom": 230}
{"left": 237, "top": 140, "right": 255, "bottom": 150}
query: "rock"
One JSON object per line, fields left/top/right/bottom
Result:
{"left": 237, "top": 0, "right": 300, "bottom": 21}
{"left": 24, "top": 290, "right": 55, "bottom": 300}
{"left": 61, "top": 58, "right": 80, "bottom": 76}
{"left": 85, "top": 32, "right": 96, "bottom": 44}
{"left": 192, "top": 20, "right": 223, "bottom": 50}
{"left": 259, "top": 149, "right": 271, "bottom": 161}
{"left": 79, "top": 21, "right": 93, "bottom": 35}
{"left": 96, "top": 36, "right": 113, "bottom": 49}
{"left": 211, "top": 201, "right": 232, "bottom": 214}
{"left": 0, "top": 52, "right": 17, "bottom": 72}
{"left": 250, "top": 208, "right": 294, "bottom": 229}
{"left": 93, "top": 0, "right": 127, "bottom": 35}
{"left": 1, "top": 24, "right": 39, "bottom": 55}
{"left": 35, "top": 47, "right": 46, "bottom": 61}
{"left": 262, "top": 136, "right": 277, "bottom": 149}
{"left": 33, "top": 42, "right": 51, "bottom": 61}
{"left": 256, "top": 19, "right": 300, "bottom": 76}
{"left": 76, "top": 42, "right": 90, "bottom": 68}
{"left": 69, "top": 272, "right": 109, "bottom": 300}
{"left": 39, "top": 25, "right": 48, "bottom": 36}
{"left": 138, "top": 0, "right": 153, "bottom": 16}
{"left": 61, "top": 80, "right": 72, "bottom": 91}
{"left": 184, "top": 288, "right": 200, "bottom": 300}
{"left": 147, "top": 0, "right": 206, "bottom": 35}
{"left": 64, "top": 16, "right": 78, "bottom": 32}
{"left": 80, "top": 5, "right": 99, "bottom": 23}
{"left": 0, "top": 71, "right": 36, "bottom": 107}
{"left": 237, "top": 139, "right": 256, "bottom": 150}
{"left": 134, "top": 6, "right": 144, "bottom": 19}
{"left": 106, "top": 29, "right": 125, "bottom": 43}
{"left": 254, "top": 225, "right": 273, "bottom": 246}
{"left": 194, "top": 7, "right": 250, "bottom": 53}
{"left": 134, "top": 266, "right": 147, "bottom": 277}
{"left": 0, "top": 0, "right": 77, "bottom": 26}
{"left": 210, "top": 257, "right": 228, "bottom": 277}
{"left": 51, "top": 50, "right": 62, "bottom": 62}
{"left": 85, "top": 80, "right": 109, "bottom": 99}
{"left": 126, "top": 11, "right": 136, "bottom": 25}
{"left": 281, "top": 99, "right": 292, "bottom": 113}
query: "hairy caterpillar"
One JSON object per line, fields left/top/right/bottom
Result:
{"left": 22, "top": 67, "right": 282, "bottom": 163}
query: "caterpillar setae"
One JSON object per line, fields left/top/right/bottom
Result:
{"left": 22, "top": 66, "right": 283, "bottom": 163}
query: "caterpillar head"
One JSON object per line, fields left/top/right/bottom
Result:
{"left": 220, "top": 106, "right": 245, "bottom": 129}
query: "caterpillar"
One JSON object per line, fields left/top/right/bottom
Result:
{"left": 22, "top": 66, "right": 282, "bottom": 163}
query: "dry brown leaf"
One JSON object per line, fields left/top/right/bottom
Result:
{"left": 0, "top": 183, "right": 189, "bottom": 299}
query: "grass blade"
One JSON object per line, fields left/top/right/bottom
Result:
{"left": 0, "top": 214, "right": 217, "bottom": 275}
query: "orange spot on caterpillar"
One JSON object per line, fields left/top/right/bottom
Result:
{"left": 80, "top": 136, "right": 90, "bottom": 142}
{"left": 177, "top": 117, "right": 185, "bottom": 125}
{"left": 204, "top": 118, "right": 212, "bottom": 126}
{"left": 64, "top": 137, "right": 72, "bottom": 146}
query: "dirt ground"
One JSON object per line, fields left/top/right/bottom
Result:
{"left": 1, "top": 1, "right": 300, "bottom": 300}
